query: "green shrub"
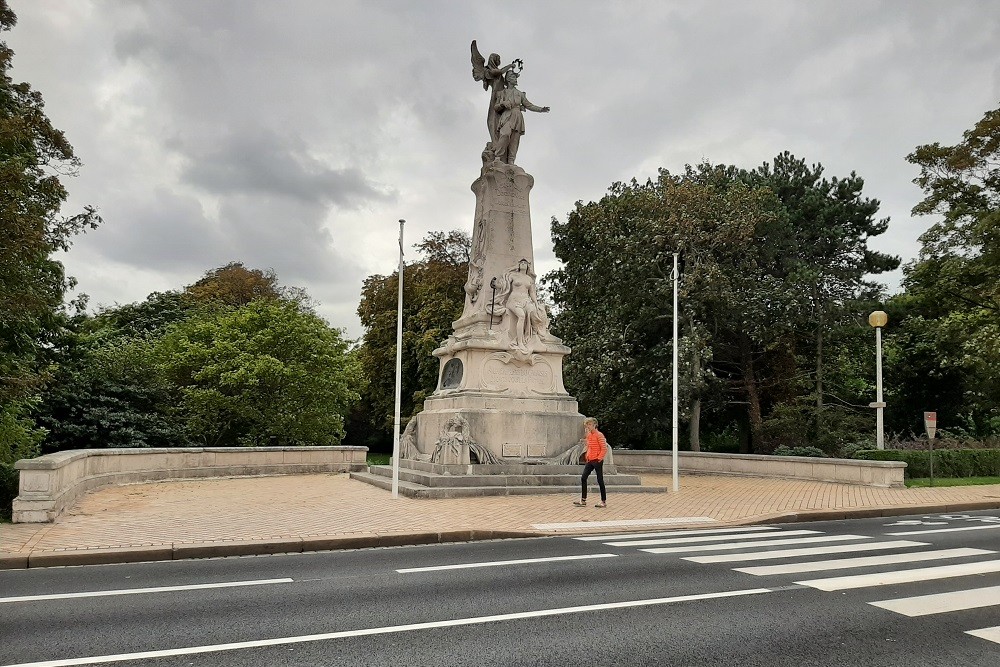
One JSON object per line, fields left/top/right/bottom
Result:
{"left": 854, "top": 448, "right": 1000, "bottom": 478}
{"left": 772, "top": 445, "right": 827, "bottom": 458}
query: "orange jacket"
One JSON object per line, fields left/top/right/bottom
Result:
{"left": 586, "top": 430, "right": 608, "bottom": 463}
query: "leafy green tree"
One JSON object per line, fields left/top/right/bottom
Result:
{"left": 741, "top": 154, "right": 899, "bottom": 450}
{"left": 888, "top": 105, "right": 1000, "bottom": 436}
{"left": 32, "top": 325, "right": 187, "bottom": 452}
{"left": 548, "top": 155, "right": 897, "bottom": 453}
{"left": 156, "top": 300, "right": 361, "bottom": 447}
{"left": 353, "top": 231, "right": 469, "bottom": 448}
{"left": 1, "top": 1, "right": 100, "bottom": 513}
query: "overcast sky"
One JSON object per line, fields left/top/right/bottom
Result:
{"left": 8, "top": 1, "right": 999, "bottom": 339}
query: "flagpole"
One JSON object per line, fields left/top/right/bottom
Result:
{"left": 391, "top": 219, "right": 405, "bottom": 498}
{"left": 672, "top": 252, "right": 679, "bottom": 493}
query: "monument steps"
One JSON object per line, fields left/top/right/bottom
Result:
{"left": 350, "top": 464, "right": 667, "bottom": 499}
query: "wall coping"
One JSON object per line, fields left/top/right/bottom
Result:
{"left": 12, "top": 446, "right": 368, "bottom": 523}
{"left": 15, "top": 447, "right": 367, "bottom": 470}
{"left": 613, "top": 449, "right": 906, "bottom": 488}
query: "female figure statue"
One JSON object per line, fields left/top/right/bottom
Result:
{"left": 490, "top": 260, "right": 552, "bottom": 351}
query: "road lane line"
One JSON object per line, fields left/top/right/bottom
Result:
{"left": 685, "top": 541, "right": 930, "bottom": 564}
{"left": 574, "top": 526, "right": 780, "bottom": 541}
{"left": 608, "top": 529, "right": 818, "bottom": 547}
{"left": 0, "top": 579, "right": 294, "bottom": 604}
{"left": 643, "top": 534, "right": 869, "bottom": 555}
{"left": 397, "top": 553, "right": 617, "bottom": 573}
{"left": 0, "top": 587, "right": 774, "bottom": 667}
{"left": 797, "top": 559, "right": 1000, "bottom": 591}
{"left": 887, "top": 525, "right": 1000, "bottom": 536}
{"left": 966, "top": 626, "right": 1000, "bottom": 644}
{"left": 532, "top": 517, "right": 716, "bottom": 530}
{"left": 734, "top": 548, "right": 993, "bottom": 576}
{"left": 872, "top": 585, "right": 1000, "bottom": 617}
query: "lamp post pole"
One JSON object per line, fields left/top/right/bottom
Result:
{"left": 391, "top": 219, "right": 405, "bottom": 498}
{"left": 868, "top": 311, "right": 888, "bottom": 450}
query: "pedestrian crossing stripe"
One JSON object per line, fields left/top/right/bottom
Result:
{"left": 642, "top": 534, "right": 869, "bottom": 555}
{"left": 733, "top": 548, "right": 994, "bottom": 576}
{"left": 574, "top": 526, "right": 780, "bottom": 542}
{"left": 966, "top": 626, "right": 1000, "bottom": 645}
{"left": 606, "top": 529, "right": 820, "bottom": 548}
{"left": 872, "top": 585, "right": 1000, "bottom": 617}
{"left": 685, "top": 540, "right": 930, "bottom": 564}
{"left": 796, "top": 559, "right": 1000, "bottom": 591}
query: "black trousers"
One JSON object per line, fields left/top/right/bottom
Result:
{"left": 581, "top": 460, "right": 606, "bottom": 502}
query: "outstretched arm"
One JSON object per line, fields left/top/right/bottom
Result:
{"left": 521, "top": 94, "right": 550, "bottom": 113}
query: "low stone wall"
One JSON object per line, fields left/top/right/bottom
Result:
{"left": 12, "top": 446, "right": 368, "bottom": 524}
{"left": 614, "top": 450, "right": 906, "bottom": 488}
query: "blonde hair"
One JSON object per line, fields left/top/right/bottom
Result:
{"left": 583, "top": 417, "right": 598, "bottom": 428}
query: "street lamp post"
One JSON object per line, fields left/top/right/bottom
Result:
{"left": 868, "top": 310, "right": 888, "bottom": 450}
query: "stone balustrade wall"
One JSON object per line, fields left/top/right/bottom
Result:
{"left": 12, "top": 447, "right": 367, "bottom": 523}
{"left": 613, "top": 450, "right": 905, "bottom": 488}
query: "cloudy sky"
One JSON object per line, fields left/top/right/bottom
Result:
{"left": 8, "top": 1, "right": 999, "bottom": 339}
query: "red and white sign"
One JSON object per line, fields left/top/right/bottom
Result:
{"left": 924, "top": 411, "right": 937, "bottom": 439}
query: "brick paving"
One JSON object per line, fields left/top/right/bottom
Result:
{"left": 4, "top": 473, "right": 1000, "bottom": 560}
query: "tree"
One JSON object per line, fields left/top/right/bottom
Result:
{"left": 353, "top": 231, "right": 469, "bottom": 448}
{"left": 889, "top": 105, "right": 1000, "bottom": 436}
{"left": 184, "top": 262, "right": 307, "bottom": 307}
{"left": 156, "top": 300, "right": 361, "bottom": 447}
{"left": 0, "top": 1, "right": 100, "bottom": 515}
{"left": 744, "top": 153, "right": 899, "bottom": 448}
{"left": 547, "top": 155, "right": 898, "bottom": 453}
{"left": 547, "top": 165, "right": 792, "bottom": 450}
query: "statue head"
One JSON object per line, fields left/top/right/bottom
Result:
{"left": 504, "top": 69, "right": 519, "bottom": 86}
{"left": 488, "top": 53, "right": 501, "bottom": 68}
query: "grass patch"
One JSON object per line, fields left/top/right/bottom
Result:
{"left": 905, "top": 476, "right": 1000, "bottom": 488}
{"left": 366, "top": 453, "right": 391, "bottom": 466}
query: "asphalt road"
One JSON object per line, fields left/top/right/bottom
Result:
{"left": 2, "top": 511, "right": 999, "bottom": 666}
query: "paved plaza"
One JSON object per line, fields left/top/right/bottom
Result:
{"left": 3, "top": 472, "right": 1000, "bottom": 568}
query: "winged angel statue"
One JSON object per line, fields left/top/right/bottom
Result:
{"left": 471, "top": 40, "right": 549, "bottom": 165}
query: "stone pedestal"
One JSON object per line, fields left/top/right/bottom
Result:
{"left": 412, "top": 161, "right": 585, "bottom": 462}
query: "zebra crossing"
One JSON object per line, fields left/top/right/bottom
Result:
{"left": 576, "top": 523, "right": 1000, "bottom": 646}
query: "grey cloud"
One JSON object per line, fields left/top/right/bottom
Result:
{"left": 181, "top": 129, "right": 394, "bottom": 208}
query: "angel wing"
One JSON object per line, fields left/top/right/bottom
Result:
{"left": 471, "top": 40, "right": 489, "bottom": 90}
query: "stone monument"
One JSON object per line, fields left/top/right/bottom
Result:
{"left": 407, "top": 41, "right": 586, "bottom": 465}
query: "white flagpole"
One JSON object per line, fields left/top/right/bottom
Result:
{"left": 391, "top": 219, "right": 405, "bottom": 498}
{"left": 672, "top": 252, "right": 679, "bottom": 493}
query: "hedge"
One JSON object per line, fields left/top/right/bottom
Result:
{"left": 854, "top": 449, "right": 1000, "bottom": 478}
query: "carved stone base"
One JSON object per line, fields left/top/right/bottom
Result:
{"left": 417, "top": 392, "right": 584, "bottom": 461}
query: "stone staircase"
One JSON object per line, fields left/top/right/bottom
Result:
{"left": 350, "top": 459, "right": 667, "bottom": 498}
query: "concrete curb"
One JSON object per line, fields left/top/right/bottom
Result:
{"left": 1, "top": 529, "right": 541, "bottom": 570}
{"left": 4, "top": 500, "right": 999, "bottom": 570}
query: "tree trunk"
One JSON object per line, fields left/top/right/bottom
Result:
{"left": 689, "top": 330, "right": 702, "bottom": 451}
{"left": 689, "top": 398, "right": 701, "bottom": 452}
{"left": 739, "top": 333, "right": 765, "bottom": 452}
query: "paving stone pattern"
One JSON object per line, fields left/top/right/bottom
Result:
{"left": 4, "top": 473, "right": 1000, "bottom": 556}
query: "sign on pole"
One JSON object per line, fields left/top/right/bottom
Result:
{"left": 923, "top": 411, "right": 937, "bottom": 440}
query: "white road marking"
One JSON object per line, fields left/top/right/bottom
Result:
{"left": 685, "top": 541, "right": 930, "bottom": 564}
{"left": 574, "top": 526, "right": 780, "bottom": 542}
{"left": 532, "top": 517, "right": 716, "bottom": 530}
{"left": 872, "top": 585, "right": 1000, "bottom": 617}
{"left": 797, "top": 559, "right": 1000, "bottom": 591}
{"left": 0, "top": 587, "right": 774, "bottom": 667}
{"left": 734, "top": 548, "right": 993, "bottom": 576}
{"left": 608, "top": 529, "right": 818, "bottom": 548}
{"left": 966, "top": 626, "right": 1000, "bottom": 645}
{"left": 643, "top": 534, "right": 869, "bottom": 555}
{"left": 396, "top": 553, "right": 617, "bottom": 573}
{"left": 0, "top": 579, "right": 294, "bottom": 604}
{"left": 887, "top": 524, "right": 1000, "bottom": 536}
